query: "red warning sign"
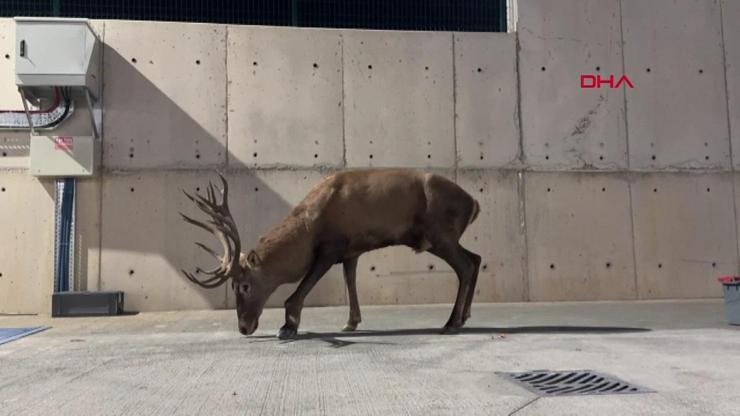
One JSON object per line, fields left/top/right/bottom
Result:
{"left": 54, "top": 136, "right": 74, "bottom": 150}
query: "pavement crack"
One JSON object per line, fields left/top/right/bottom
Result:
{"left": 508, "top": 396, "right": 540, "bottom": 416}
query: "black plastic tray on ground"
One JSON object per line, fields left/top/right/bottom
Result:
{"left": 52, "top": 291, "right": 124, "bottom": 317}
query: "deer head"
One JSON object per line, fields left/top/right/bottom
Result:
{"left": 180, "top": 174, "right": 270, "bottom": 335}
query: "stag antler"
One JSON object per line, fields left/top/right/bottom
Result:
{"left": 180, "top": 173, "right": 241, "bottom": 288}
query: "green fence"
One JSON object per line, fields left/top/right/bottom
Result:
{"left": 1, "top": 0, "right": 507, "bottom": 32}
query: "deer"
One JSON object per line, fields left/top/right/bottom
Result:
{"left": 181, "top": 169, "right": 481, "bottom": 339}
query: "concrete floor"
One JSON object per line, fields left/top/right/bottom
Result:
{"left": 0, "top": 300, "right": 739, "bottom": 415}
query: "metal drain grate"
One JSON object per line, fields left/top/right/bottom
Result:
{"left": 497, "top": 370, "right": 653, "bottom": 397}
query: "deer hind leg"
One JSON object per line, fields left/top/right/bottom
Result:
{"left": 461, "top": 248, "right": 481, "bottom": 324}
{"left": 342, "top": 256, "right": 362, "bottom": 331}
{"left": 279, "top": 247, "right": 339, "bottom": 340}
{"left": 428, "top": 242, "right": 477, "bottom": 334}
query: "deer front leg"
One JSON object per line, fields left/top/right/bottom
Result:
{"left": 342, "top": 257, "right": 362, "bottom": 331}
{"left": 278, "top": 248, "right": 337, "bottom": 340}
{"left": 428, "top": 242, "right": 477, "bottom": 334}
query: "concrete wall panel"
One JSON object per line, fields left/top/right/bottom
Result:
{"left": 225, "top": 170, "right": 347, "bottom": 309}
{"left": 632, "top": 173, "right": 736, "bottom": 298}
{"left": 525, "top": 173, "right": 636, "bottom": 300}
{"left": 100, "top": 172, "right": 228, "bottom": 311}
{"left": 103, "top": 21, "right": 227, "bottom": 169}
{"left": 343, "top": 30, "right": 454, "bottom": 168}
{"left": 623, "top": 0, "right": 730, "bottom": 170}
{"left": 0, "top": 173, "right": 54, "bottom": 314}
{"left": 74, "top": 177, "right": 102, "bottom": 292}
{"left": 458, "top": 170, "right": 526, "bottom": 301}
{"left": 724, "top": 0, "right": 740, "bottom": 168}
{"left": 227, "top": 27, "right": 344, "bottom": 168}
{"left": 519, "top": 0, "right": 627, "bottom": 170}
{"left": 454, "top": 33, "right": 519, "bottom": 168}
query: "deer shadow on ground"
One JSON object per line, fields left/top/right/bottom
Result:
{"left": 247, "top": 325, "right": 651, "bottom": 348}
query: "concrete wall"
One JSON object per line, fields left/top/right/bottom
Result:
{"left": 1, "top": 0, "right": 738, "bottom": 313}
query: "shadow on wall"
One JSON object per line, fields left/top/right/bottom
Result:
{"left": 97, "top": 44, "right": 312, "bottom": 312}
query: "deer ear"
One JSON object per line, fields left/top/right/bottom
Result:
{"left": 246, "top": 249, "right": 261, "bottom": 269}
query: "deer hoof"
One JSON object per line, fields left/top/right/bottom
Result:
{"left": 342, "top": 323, "right": 358, "bottom": 332}
{"left": 441, "top": 325, "right": 461, "bottom": 335}
{"left": 277, "top": 326, "right": 297, "bottom": 340}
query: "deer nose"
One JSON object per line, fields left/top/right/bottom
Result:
{"left": 239, "top": 320, "right": 258, "bottom": 335}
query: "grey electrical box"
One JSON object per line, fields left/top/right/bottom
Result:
{"left": 29, "top": 135, "right": 98, "bottom": 176}
{"left": 15, "top": 17, "right": 100, "bottom": 88}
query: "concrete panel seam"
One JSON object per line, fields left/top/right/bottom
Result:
{"left": 627, "top": 177, "right": 639, "bottom": 299}
{"left": 341, "top": 32, "right": 346, "bottom": 168}
{"left": 726, "top": 2, "right": 740, "bottom": 274}
{"left": 225, "top": 25, "right": 230, "bottom": 170}
{"left": 452, "top": 33, "right": 458, "bottom": 182}
{"left": 98, "top": 20, "right": 105, "bottom": 292}
{"left": 720, "top": 0, "right": 735, "bottom": 172}
{"left": 514, "top": 31, "right": 524, "bottom": 165}
{"left": 518, "top": 171, "right": 530, "bottom": 301}
{"left": 618, "top": 0, "right": 631, "bottom": 170}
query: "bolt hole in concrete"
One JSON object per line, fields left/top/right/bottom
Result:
{"left": 547, "top": 187, "right": 551, "bottom": 192}
{"left": 477, "top": 67, "right": 482, "bottom": 73}
{"left": 425, "top": 66, "right": 429, "bottom": 71}
{"left": 705, "top": 156, "right": 710, "bottom": 160}
{"left": 370, "top": 266, "right": 376, "bottom": 271}
{"left": 253, "top": 152, "right": 258, "bottom": 158}
{"left": 131, "top": 57, "right": 137, "bottom": 63}
{"left": 1, "top": 187, "right": 5, "bottom": 192}
{"left": 602, "top": 187, "right": 606, "bottom": 192}
{"left": 550, "top": 264, "right": 556, "bottom": 270}
{"left": 195, "top": 154, "right": 200, "bottom": 159}
{"left": 699, "top": 69, "right": 703, "bottom": 74}
{"left": 482, "top": 264, "right": 488, "bottom": 271}
{"left": 254, "top": 187, "right": 259, "bottom": 192}
{"left": 480, "top": 155, "right": 484, "bottom": 160}
{"left": 368, "top": 64, "right": 373, "bottom": 69}
{"left": 712, "top": 262, "right": 717, "bottom": 268}
{"left": 653, "top": 188, "right": 658, "bottom": 193}
{"left": 129, "top": 153, "right": 134, "bottom": 158}
{"left": 596, "top": 66, "right": 601, "bottom": 71}
{"left": 658, "top": 263, "right": 663, "bottom": 269}
{"left": 314, "top": 154, "right": 318, "bottom": 158}
{"left": 545, "top": 155, "right": 550, "bottom": 160}
{"left": 646, "top": 67, "right": 651, "bottom": 73}
{"left": 129, "top": 269, "right": 134, "bottom": 276}
{"left": 313, "top": 63, "right": 318, "bottom": 68}
{"left": 129, "top": 187, "right": 135, "bottom": 192}
{"left": 4, "top": 54, "right": 8, "bottom": 59}
{"left": 651, "top": 155, "right": 657, "bottom": 161}
{"left": 599, "top": 155, "right": 604, "bottom": 160}
{"left": 479, "top": 188, "right": 484, "bottom": 193}
{"left": 541, "top": 66, "right": 546, "bottom": 71}
{"left": 707, "top": 187, "right": 711, "bottom": 192}
{"left": 427, "top": 154, "right": 431, "bottom": 159}
{"left": 606, "top": 262, "right": 612, "bottom": 269}
{"left": 195, "top": 59, "right": 200, "bottom": 65}
{"left": 2, "top": 152, "right": 6, "bottom": 157}
{"left": 196, "top": 187, "right": 200, "bottom": 192}
{"left": 369, "top": 154, "right": 374, "bottom": 159}
{"left": 253, "top": 61, "right": 258, "bottom": 66}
